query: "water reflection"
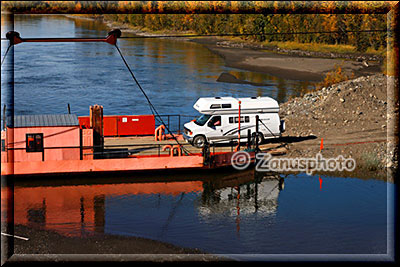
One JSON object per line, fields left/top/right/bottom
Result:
{"left": 4, "top": 170, "right": 282, "bottom": 238}
{"left": 199, "top": 173, "right": 283, "bottom": 237}
{"left": 1, "top": 170, "right": 390, "bottom": 254}
{"left": 200, "top": 172, "right": 283, "bottom": 217}
{"left": 6, "top": 179, "right": 205, "bottom": 237}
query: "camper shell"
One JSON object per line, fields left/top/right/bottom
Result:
{"left": 193, "top": 96, "right": 279, "bottom": 114}
{"left": 183, "top": 96, "right": 285, "bottom": 148}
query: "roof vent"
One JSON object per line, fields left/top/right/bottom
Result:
{"left": 251, "top": 96, "right": 257, "bottom": 99}
{"left": 215, "top": 97, "right": 221, "bottom": 99}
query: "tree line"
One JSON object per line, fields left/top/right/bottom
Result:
{"left": 103, "top": 13, "right": 386, "bottom": 52}
{"left": 2, "top": 1, "right": 389, "bottom": 52}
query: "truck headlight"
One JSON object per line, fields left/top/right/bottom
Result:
{"left": 184, "top": 127, "right": 192, "bottom": 135}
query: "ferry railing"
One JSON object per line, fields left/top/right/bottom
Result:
{"left": 157, "top": 114, "right": 196, "bottom": 134}
{"left": 3, "top": 136, "right": 252, "bottom": 161}
{"left": 3, "top": 114, "right": 194, "bottom": 135}
{"left": 5, "top": 144, "right": 171, "bottom": 160}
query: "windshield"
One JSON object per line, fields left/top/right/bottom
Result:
{"left": 194, "top": 114, "right": 211, "bottom": 126}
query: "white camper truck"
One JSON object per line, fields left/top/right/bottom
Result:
{"left": 183, "top": 96, "right": 285, "bottom": 148}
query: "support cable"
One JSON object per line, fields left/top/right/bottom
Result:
{"left": 258, "top": 118, "right": 277, "bottom": 139}
{"left": 257, "top": 117, "right": 288, "bottom": 149}
{"left": 114, "top": 44, "right": 192, "bottom": 155}
{"left": 0, "top": 29, "right": 387, "bottom": 41}
{"left": 114, "top": 44, "right": 157, "bottom": 117}
{"left": 1, "top": 43, "right": 11, "bottom": 66}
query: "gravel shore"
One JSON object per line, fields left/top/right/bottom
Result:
{"left": 191, "top": 38, "right": 382, "bottom": 82}
{"left": 4, "top": 224, "right": 230, "bottom": 262}
{"left": 278, "top": 73, "right": 398, "bottom": 181}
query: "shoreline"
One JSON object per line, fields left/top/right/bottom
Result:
{"left": 190, "top": 37, "right": 383, "bottom": 82}
{"left": 8, "top": 224, "right": 229, "bottom": 261}
{"left": 65, "top": 14, "right": 383, "bottom": 82}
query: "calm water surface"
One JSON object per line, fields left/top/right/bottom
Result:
{"left": 1, "top": 15, "right": 393, "bottom": 258}
{"left": 2, "top": 14, "right": 313, "bottom": 120}
{"left": 7, "top": 172, "right": 392, "bottom": 256}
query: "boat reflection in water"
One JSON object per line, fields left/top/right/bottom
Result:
{"left": 8, "top": 179, "right": 204, "bottom": 237}
{"left": 4, "top": 170, "right": 284, "bottom": 238}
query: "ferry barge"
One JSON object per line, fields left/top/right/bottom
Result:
{"left": 1, "top": 104, "right": 286, "bottom": 177}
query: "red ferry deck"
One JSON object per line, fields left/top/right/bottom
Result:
{"left": 1, "top": 106, "right": 285, "bottom": 177}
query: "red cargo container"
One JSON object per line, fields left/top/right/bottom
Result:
{"left": 78, "top": 115, "right": 155, "bottom": 137}
{"left": 103, "top": 117, "right": 118, "bottom": 136}
{"left": 117, "top": 115, "right": 155, "bottom": 136}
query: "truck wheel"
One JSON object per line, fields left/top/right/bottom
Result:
{"left": 251, "top": 132, "right": 264, "bottom": 145}
{"left": 193, "top": 135, "right": 207, "bottom": 148}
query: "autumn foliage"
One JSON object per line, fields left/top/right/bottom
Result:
{"left": 317, "top": 64, "right": 354, "bottom": 90}
{"left": 2, "top": 1, "right": 393, "bottom": 52}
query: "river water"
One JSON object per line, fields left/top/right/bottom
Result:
{"left": 1, "top": 15, "right": 393, "bottom": 259}
{"left": 2, "top": 15, "right": 313, "bottom": 119}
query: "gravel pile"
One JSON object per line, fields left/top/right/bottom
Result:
{"left": 278, "top": 73, "right": 396, "bottom": 173}
{"left": 280, "top": 73, "right": 387, "bottom": 137}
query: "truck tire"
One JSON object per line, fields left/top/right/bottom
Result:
{"left": 193, "top": 135, "right": 207, "bottom": 148}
